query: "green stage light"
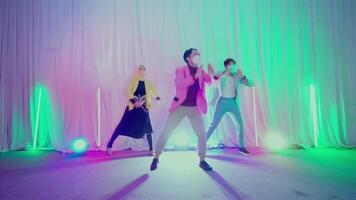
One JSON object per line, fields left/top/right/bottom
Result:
{"left": 71, "top": 138, "right": 89, "bottom": 153}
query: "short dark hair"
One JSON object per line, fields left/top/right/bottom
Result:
{"left": 183, "top": 48, "right": 198, "bottom": 63}
{"left": 224, "top": 58, "right": 236, "bottom": 66}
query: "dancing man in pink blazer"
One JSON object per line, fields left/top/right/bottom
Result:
{"left": 150, "top": 48, "right": 214, "bottom": 171}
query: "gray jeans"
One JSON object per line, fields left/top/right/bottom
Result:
{"left": 206, "top": 97, "right": 245, "bottom": 147}
{"left": 155, "top": 106, "right": 207, "bottom": 160}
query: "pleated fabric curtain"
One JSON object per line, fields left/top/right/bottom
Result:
{"left": 1, "top": 0, "right": 355, "bottom": 152}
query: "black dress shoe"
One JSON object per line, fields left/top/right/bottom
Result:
{"left": 199, "top": 160, "right": 213, "bottom": 171}
{"left": 150, "top": 158, "right": 159, "bottom": 171}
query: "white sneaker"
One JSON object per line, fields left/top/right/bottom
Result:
{"left": 107, "top": 148, "right": 112, "bottom": 156}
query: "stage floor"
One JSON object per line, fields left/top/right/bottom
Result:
{"left": 0, "top": 148, "right": 355, "bottom": 200}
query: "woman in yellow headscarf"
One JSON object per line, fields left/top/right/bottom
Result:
{"left": 107, "top": 65, "right": 160, "bottom": 155}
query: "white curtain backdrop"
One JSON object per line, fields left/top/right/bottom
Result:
{"left": 1, "top": 0, "right": 355, "bottom": 152}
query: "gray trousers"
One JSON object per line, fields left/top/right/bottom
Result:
{"left": 206, "top": 97, "right": 245, "bottom": 147}
{"left": 155, "top": 106, "right": 207, "bottom": 160}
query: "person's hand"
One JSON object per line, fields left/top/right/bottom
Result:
{"left": 195, "top": 66, "right": 203, "bottom": 79}
{"left": 208, "top": 63, "right": 214, "bottom": 75}
{"left": 134, "top": 101, "right": 142, "bottom": 108}
{"left": 237, "top": 69, "right": 243, "bottom": 79}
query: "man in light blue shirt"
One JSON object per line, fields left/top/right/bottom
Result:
{"left": 207, "top": 58, "right": 254, "bottom": 155}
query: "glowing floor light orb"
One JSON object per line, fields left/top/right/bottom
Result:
{"left": 174, "top": 132, "right": 190, "bottom": 147}
{"left": 264, "top": 132, "right": 287, "bottom": 150}
{"left": 71, "top": 138, "right": 89, "bottom": 153}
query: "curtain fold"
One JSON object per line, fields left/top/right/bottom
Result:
{"left": 1, "top": 0, "right": 355, "bottom": 152}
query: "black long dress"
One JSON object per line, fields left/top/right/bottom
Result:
{"left": 107, "top": 81, "right": 153, "bottom": 148}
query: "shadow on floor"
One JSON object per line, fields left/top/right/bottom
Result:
{"left": 103, "top": 174, "right": 149, "bottom": 200}
{"left": 0, "top": 151, "right": 152, "bottom": 177}
{"left": 206, "top": 170, "right": 249, "bottom": 200}
{"left": 207, "top": 154, "right": 264, "bottom": 168}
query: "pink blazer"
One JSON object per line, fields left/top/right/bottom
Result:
{"left": 168, "top": 65, "right": 212, "bottom": 114}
